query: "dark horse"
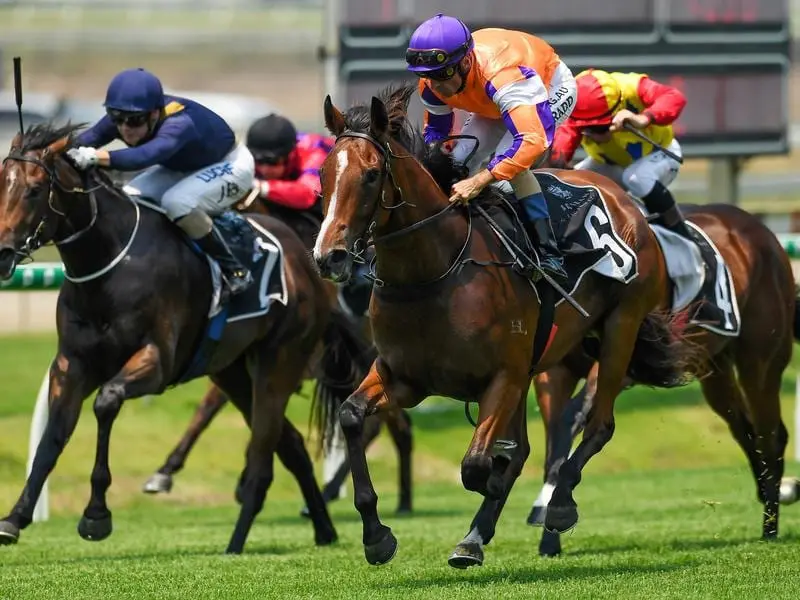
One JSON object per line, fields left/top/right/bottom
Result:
{"left": 312, "top": 84, "right": 706, "bottom": 567}
{"left": 141, "top": 188, "right": 415, "bottom": 516}
{"left": 529, "top": 202, "right": 799, "bottom": 556}
{"left": 0, "top": 123, "right": 342, "bottom": 554}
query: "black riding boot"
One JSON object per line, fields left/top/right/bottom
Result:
{"left": 642, "top": 182, "right": 692, "bottom": 239}
{"left": 196, "top": 226, "right": 253, "bottom": 298}
{"left": 525, "top": 217, "right": 568, "bottom": 281}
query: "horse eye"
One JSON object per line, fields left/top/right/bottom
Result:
{"left": 363, "top": 169, "right": 380, "bottom": 185}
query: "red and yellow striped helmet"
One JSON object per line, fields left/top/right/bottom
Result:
{"left": 571, "top": 69, "right": 623, "bottom": 127}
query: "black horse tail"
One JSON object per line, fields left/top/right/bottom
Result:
{"left": 310, "top": 308, "right": 376, "bottom": 456}
{"left": 625, "top": 309, "right": 708, "bottom": 388}
{"left": 793, "top": 287, "right": 800, "bottom": 343}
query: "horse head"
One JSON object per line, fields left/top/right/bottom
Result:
{"left": 0, "top": 122, "right": 87, "bottom": 278}
{"left": 313, "top": 85, "right": 425, "bottom": 282}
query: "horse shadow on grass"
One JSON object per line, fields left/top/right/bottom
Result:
{"left": 379, "top": 560, "right": 696, "bottom": 590}
{"left": 565, "top": 532, "right": 799, "bottom": 559}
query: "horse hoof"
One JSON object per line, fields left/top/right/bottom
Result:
{"left": 527, "top": 504, "right": 546, "bottom": 526}
{"left": 448, "top": 541, "right": 484, "bottom": 569}
{"left": 395, "top": 505, "right": 413, "bottom": 517}
{"left": 779, "top": 477, "right": 800, "bottom": 505}
{"left": 78, "top": 514, "right": 113, "bottom": 541}
{"left": 299, "top": 505, "right": 311, "bottom": 519}
{"left": 142, "top": 472, "right": 173, "bottom": 494}
{"left": 538, "top": 530, "right": 562, "bottom": 557}
{"left": 364, "top": 529, "right": 397, "bottom": 565}
{"left": 0, "top": 521, "right": 19, "bottom": 545}
{"left": 315, "top": 528, "right": 338, "bottom": 546}
{"left": 544, "top": 504, "right": 578, "bottom": 534}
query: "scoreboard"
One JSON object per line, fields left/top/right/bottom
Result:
{"left": 328, "top": 0, "right": 791, "bottom": 158}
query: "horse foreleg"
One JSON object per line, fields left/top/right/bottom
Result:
{"left": 340, "top": 358, "right": 421, "bottom": 566}
{"left": 385, "top": 410, "right": 413, "bottom": 515}
{"left": 461, "top": 369, "right": 527, "bottom": 499}
{"left": 225, "top": 343, "right": 313, "bottom": 554}
{"left": 528, "top": 364, "right": 585, "bottom": 558}
{"left": 276, "top": 417, "right": 337, "bottom": 546}
{"left": 142, "top": 382, "right": 229, "bottom": 494}
{"left": 449, "top": 390, "right": 530, "bottom": 569}
{"left": 545, "top": 309, "right": 642, "bottom": 535}
{"left": 0, "top": 354, "right": 99, "bottom": 545}
{"left": 79, "top": 343, "right": 166, "bottom": 542}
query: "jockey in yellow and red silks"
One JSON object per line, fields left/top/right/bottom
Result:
{"left": 551, "top": 69, "right": 690, "bottom": 238}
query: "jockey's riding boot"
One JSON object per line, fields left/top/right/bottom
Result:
{"left": 196, "top": 226, "right": 254, "bottom": 297}
{"left": 519, "top": 190, "right": 568, "bottom": 282}
{"left": 530, "top": 217, "right": 568, "bottom": 282}
{"left": 642, "top": 182, "right": 693, "bottom": 239}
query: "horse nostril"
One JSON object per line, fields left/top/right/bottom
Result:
{"left": 328, "top": 249, "right": 349, "bottom": 267}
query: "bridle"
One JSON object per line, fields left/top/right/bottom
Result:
{"left": 1, "top": 149, "right": 140, "bottom": 283}
{"left": 330, "top": 130, "right": 475, "bottom": 288}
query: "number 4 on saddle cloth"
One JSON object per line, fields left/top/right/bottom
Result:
{"left": 134, "top": 201, "right": 288, "bottom": 383}
{"left": 488, "top": 171, "right": 740, "bottom": 337}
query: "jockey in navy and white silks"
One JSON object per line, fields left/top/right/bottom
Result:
{"left": 69, "top": 67, "right": 255, "bottom": 296}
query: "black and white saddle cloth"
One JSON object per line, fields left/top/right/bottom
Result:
{"left": 207, "top": 211, "right": 288, "bottom": 323}
{"left": 487, "top": 172, "right": 739, "bottom": 335}
{"left": 486, "top": 172, "right": 638, "bottom": 306}
{"left": 649, "top": 221, "right": 740, "bottom": 336}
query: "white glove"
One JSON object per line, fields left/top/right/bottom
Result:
{"left": 253, "top": 179, "right": 270, "bottom": 198}
{"left": 67, "top": 146, "right": 99, "bottom": 170}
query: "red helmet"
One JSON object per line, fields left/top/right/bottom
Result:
{"left": 571, "top": 69, "right": 623, "bottom": 127}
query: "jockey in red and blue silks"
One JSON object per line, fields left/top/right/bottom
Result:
{"left": 70, "top": 67, "right": 255, "bottom": 296}
{"left": 246, "top": 114, "right": 372, "bottom": 317}
{"left": 246, "top": 113, "right": 332, "bottom": 215}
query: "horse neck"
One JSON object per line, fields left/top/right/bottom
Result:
{"left": 373, "top": 148, "right": 467, "bottom": 285}
{"left": 53, "top": 180, "right": 139, "bottom": 284}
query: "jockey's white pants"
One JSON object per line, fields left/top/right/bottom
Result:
{"left": 574, "top": 138, "right": 683, "bottom": 198}
{"left": 123, "top": 143, "right": 255, "bottom": 220}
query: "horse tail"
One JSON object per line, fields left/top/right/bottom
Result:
{"left": 625, "top": 309, "right": 708, "bottom": 388}
{"left": 793, "top": 287, "right": 800, "bottom": 343}
{"left": 310, "top": 308, "right": 376, "bottom": 456}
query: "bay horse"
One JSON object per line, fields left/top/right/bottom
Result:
{"left": 141, "top": 188, "right": 415, "bottom": 516}
{"left": 0, "top": 122, "right": 343, "bottom": 554}
{"left": 312, "top": 84, "right": 706, "bottom": 567}
{"left": 530, "top": 201, "right": 798, "bottom": 556}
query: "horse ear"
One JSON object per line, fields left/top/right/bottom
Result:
{"left": 10, "top": 132, "right": 22, "bottom": 151}
{"left": 369, "top": 96, "right": 389, "bottom": 140}
{"left": 323, "top": 95, "right": 345, "bottom": 136}
{"left": 44, "top": 136, "right": 71, "bottom": 158}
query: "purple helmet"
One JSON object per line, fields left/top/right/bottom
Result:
{"left": 405, "top": 14, "right": 473, "bottom": 76}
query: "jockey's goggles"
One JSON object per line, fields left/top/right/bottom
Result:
{"left": 107, "top": 109, "right": 151, "bottom": 128}
{"left": 406, "top": 41, "right": 470, "bottom": 79}
{"left": 251, "top": 150, "right": 287, "bottom": 165}
{"left": 413, "top": 64, "right": 459, "bottom": 81}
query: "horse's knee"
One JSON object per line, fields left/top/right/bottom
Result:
{"left": 516, "top": 439, "right": 531, "bottom": 473}
{"left": 461, "top": 453, "right": 493, "bottom": 493}
{"left": 339, "top": 398, "right": 365, "bottom": 435}
{"left": 94, "top": 383, "right": 124, "bottom": 420}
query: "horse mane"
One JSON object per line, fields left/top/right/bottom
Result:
{"left": 18, "top": 121, "right": 86, "bottom": 153}
{"left": 341, "top": 83, "right": 507, "bottom": 206}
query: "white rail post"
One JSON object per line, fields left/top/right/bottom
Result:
{"left": 28, "top": 369, "right": 50, "bottom": 523}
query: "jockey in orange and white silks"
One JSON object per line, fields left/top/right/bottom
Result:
{"left": 406, "top": 13, "right": 576, "bottom": 281}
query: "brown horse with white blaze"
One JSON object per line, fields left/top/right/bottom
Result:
{"left": 312, "top": 84, "right": 706, "bottom": 568}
